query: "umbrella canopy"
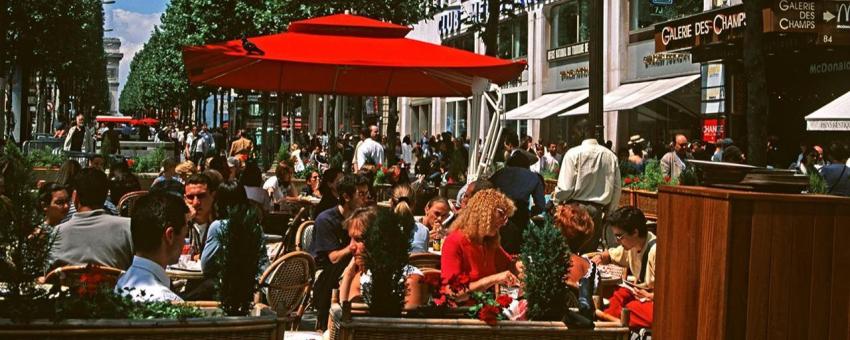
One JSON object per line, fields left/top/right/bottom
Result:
{"left": 182, "top": 14, "right": 526, "bottom": 97}
{"left": 130, "top": 117, "right": 160, "bottom": 126}
{"left": 95, "top": 115, "right": 132, "bottom": 124}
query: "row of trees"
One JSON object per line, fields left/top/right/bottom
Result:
{"left": 1, "top": 0, "right": 110, "bottom": 141}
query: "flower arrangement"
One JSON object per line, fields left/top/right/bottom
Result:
{"left": 421, "top": 273, "right": 513, "bottom": 325}
{"left": 621, "top": 159, "right": 677, "bottom": 192}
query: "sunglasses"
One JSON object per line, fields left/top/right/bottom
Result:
{"left": 185, "top": 193, "right": 209, "bottom": 201}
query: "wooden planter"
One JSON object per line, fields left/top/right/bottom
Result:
{"left": 0, "top": 313, "right": 282, "bottom": 340}
{"left": 136, "top": 173, "right": 158, "bottom": 190}
{"left": 32, "top": 167, "right": 60, "bottom": 183}
{"left": 619, "top": 188, "right": 659, "bottom": 221}
{"left": 328, "top": 304, "right": 629, "bottom": 340}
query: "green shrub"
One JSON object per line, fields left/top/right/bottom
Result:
{"left": 520, "top": 217, "right": 570, "bottom": 321}
{"left": 362, "top": 208, "right": 414, "bottom": 317}
{"left": 214, "top": 206, "right": 266, "bottom": 316}
{"left": 130, "top": 147, "right": 168, "bottom": 173}
{"left": 26, "top": 148, "right": 66, "bottom": 168}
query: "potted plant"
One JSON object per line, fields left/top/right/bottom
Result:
{"left": 361, "top": 208, "right": 414, "bottom": 317}
{"left": 212, "top": 206, "right": 266, "bottom": 316}
{"left": 520, "top": 217, "right": 570, "bottom": 321}
{"left": 129, "top": 147, "right": 169, "bottom": 188}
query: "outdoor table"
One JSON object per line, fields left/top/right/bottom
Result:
{"left": 596, "top": 264, "right": 627, "bottom": 300}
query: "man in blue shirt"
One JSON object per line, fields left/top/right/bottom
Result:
{"left": 490, "top": 130, "right": 545, "bottom": 254}
{"left": 820, "top": 141, "right": 850, "bottom": 197}
{"left": 115, "top": 191, "right": 190, "bottom": 302}
{"left": 310, "top": 174, "right": 371, "bottom": 331}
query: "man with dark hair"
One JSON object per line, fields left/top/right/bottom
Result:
{"left": 51, "top": 168, "right": 133, "bottom": 269}
{"left": 106, "top": 168, "right": 141, "bottom": 215}
{"left": 184, "top": 173, "right": 216, "bottom": 255}
{"left": 553, "top": 119, "right": 621, "bottom": 253}
{"left": 592, "top": 206, "right": 656, "bottom": 329}
{"left": 310, "top": 174, "right": 370, "bottom": 331}
{"left": 491, "top": 129, "right": 545, "bottom": 254}
{"left": 115, "top": 192, "right": 190, "bottom": 302}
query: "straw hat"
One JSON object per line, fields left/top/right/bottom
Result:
{"left": 627, "top": 135, "right": 645, "bottom": 145}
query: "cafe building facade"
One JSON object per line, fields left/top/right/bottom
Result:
{"left": 654, "top": 1, "right": 850, "bottom": 161}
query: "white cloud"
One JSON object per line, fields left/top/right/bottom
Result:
{"left": 110, "top": 8, "right": 161, "bottom": 96}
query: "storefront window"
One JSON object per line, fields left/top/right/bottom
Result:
{"left": 443, "top": 34, "right": 475, "bottom": 52}
{"left": 551, "top": 0, "right": 589, "bottom": 48}
{"left": 629, "top": 0, "right": 702, "bottom": 31}
{"left": 446, "top": 100, "right": 468, "bottom": 137}
{"left": 499, "top": 15, "right": 528, "bottom": 59}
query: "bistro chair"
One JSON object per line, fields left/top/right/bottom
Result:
{"left": 255, "top": 251, "right": 316, "bottom": 331}
{"left": 44, "top": 263, "right": 125, "bottom": 289}
{"left": 117, "top": 190, "right": 149, "bottom": 217}
{"left": 409, "top": 252, "right": 441, "bottom": 270}
{"left": 295, "top": 220, "right": 315, "bottom": 253}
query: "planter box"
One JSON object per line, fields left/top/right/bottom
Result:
{"left": 32, "top": 167, "right": 60, "bottom": 183}
{"left": 0, "top": 313, "right": 282, "bottom": 340}
{"left": 328, "top": 304, "right": 629, "bottom": 340}
{"left": 620, "top": 188, "right": 658, "bottom": 221}
{"left": 136, "top": 172, "right": 158, "bottom": 190}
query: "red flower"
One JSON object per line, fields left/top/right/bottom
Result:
{"left": 421, "top": 274, "right": 441, "bottom": 289}
{"left": 633, "top": 177, "right": 641, "bottom": 182}
{"left": 478, "top": 305, "right": 501, "bottom": 325}
{"left": 126, "top": 159, "right": 136, "bottom": 168}
{"left": 664, "top": 176, "right": 671, "bottom": 183}
{"left": 496, "top": 294, "right": 513, "bottom": 308}
{"left": 449, "top": 273, "right": 471, "bottom": 293}
{"left": 433, "top": 294, "right": 448, "bottom": 307}
{"left": 624, "top": 177, "right": 633, "bottom": 185}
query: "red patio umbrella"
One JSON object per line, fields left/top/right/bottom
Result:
{"left": 130, "top": 117, "right": 160, "bottom": 126}
{"left": 182, "top": 14, "right": 526, "bottom": 97}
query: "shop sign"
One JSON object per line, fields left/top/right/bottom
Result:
{"left": 547, "top": 60, "right": 589, "bottom": 92}
{"left": 438, "top": 0, "right": 539, "bottom": 37}
{"left": 655, "top": 5, "right": 747, "bottom": 52}
{"left": 808, "top": 120, "right": 850, "bottom": 131}
{"left": 702, "top": 118, "right": 726, "bottom": 144}
{"left": 766, "top": 0, "right": 817, "bottom": 32}
{"left": 808, "top": 60, "right": 850, "bottom": 74}
{"left": 560, "top": 66, "right": 589, "bottom": 81}
{"left": 818, "top": 1, "right": 850, "bottom": 45}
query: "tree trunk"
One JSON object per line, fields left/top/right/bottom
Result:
{"left": 385, "top": 97, "right": 399, "bottom": 165}
{"left": 212, "top": 91, "right": 218, "bottom": 127}
{"left": 261, "top": 92, "right": 270, "bottom": 167}
{"left": 483, "top": 0, "right": 501, "bottom": 57}
{"left": 742, "top": 0, "right": 768, "bottom": 166}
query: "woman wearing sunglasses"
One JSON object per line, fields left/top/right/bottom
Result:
{"left": 440, "top": 189, "right": 521, "bottom": 297}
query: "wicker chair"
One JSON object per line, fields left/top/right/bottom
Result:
{"left": 44, "top": 264, "right": 125, "bottom": 289}
{"left": 117, "top": 190, "right": 149, "bottom": 217}
{"left": 295, "top": 220, "right": 315, "bottom": 252}
{"left": 255, "top": 251, "right": 316, "bottom": 331}
{"left": 409, "top": 252, "right": 441, "bottom": 270}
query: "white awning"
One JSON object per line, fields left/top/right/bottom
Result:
{"left": 806, "top": 91, "right": 850, "bottom": 131}
{"left": 559, "top": 74, "right": 700, "bottom": 116}
{"left": 505, "top": 89, "right": 588, "bottom": 120}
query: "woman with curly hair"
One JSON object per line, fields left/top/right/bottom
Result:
{"left": 440, "top": 189, "right": 521, "bottom": 294}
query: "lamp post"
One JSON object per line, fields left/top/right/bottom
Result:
{"left": 588, "top": 0, "right": 605, "bottom": 143}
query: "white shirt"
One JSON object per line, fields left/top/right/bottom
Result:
{"left": 530, "top": 153, "right": 560, "bottom": 174}
{"left": 401, "top": 143, "right": 414, "bottom": 164}
{"left": 115, "top": 256, "right": 183, "bottom": 302}
{"left": 356, "top": 138, "right": 385, "bottom": 168}
{"left": 263, "top": 176, "right": 293, "bottom": 203}
{"left": 553, "top": 139, "right": 621, "bottom": 214}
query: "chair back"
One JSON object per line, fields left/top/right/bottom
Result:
{"left": 44, "top": 264, "right": 125, "bottom": 289}
{"left": 295, "top": 220, "right": 315, "bottom": 252}
{"left": 418, "top": 268, "right": 442, "bottom": 301}
{"left": 256, "top": 251, "right": 316, "bottom": 320}
{"left": 117, "top": 190, "right": 149, "bottom": 217}
{"left": 409, "top": 252, "right": 441, "bottom": 270}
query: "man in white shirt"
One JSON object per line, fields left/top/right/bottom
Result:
{"left": 553, "top": 122, "right": 621, "bottom": 252}
{"left": 115, "top": 191, "right": 190, "bottom": 302}
{"left": 355, "top": 125, "right": 385, "bottom": 170}
{"left": 530, "top": 144, "right": 559, "bottom": 174}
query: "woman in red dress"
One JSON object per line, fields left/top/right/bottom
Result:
{"left": 440, "top": 189, "right": 521, "bottom": 296}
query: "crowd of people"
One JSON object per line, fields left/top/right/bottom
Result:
{"left": 11, "top": 113, "right": 849, "bottom": 337}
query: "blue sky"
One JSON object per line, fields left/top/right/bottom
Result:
{"left": 106, "top": 0, "right": 169, "bottom": 96}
